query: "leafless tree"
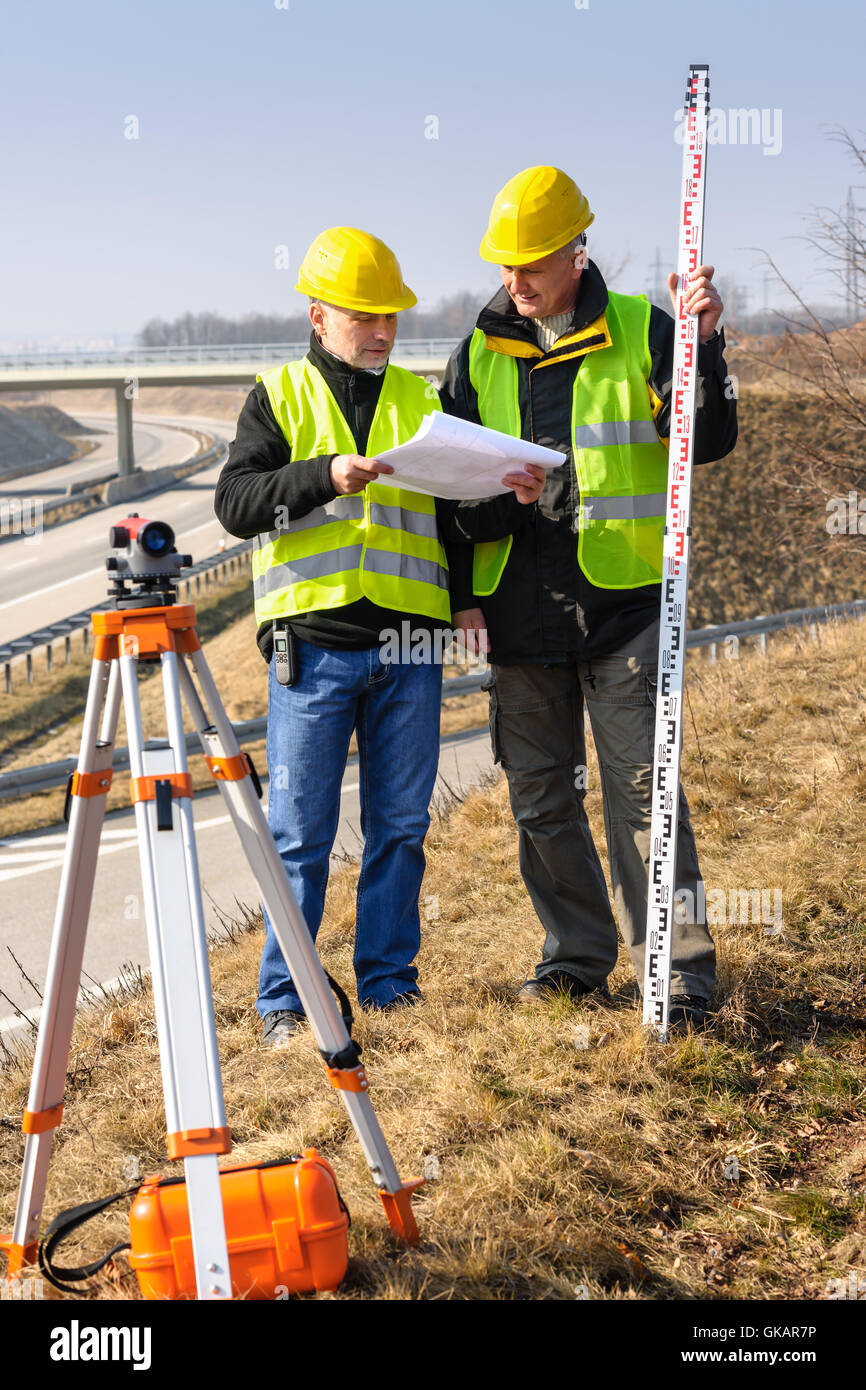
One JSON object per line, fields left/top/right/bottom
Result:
{"left": 733, "top": 127, "right": 866, "bottom": 557}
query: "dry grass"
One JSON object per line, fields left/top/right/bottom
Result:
{"left": 2, "top": 617, "right": 865, "bottom": 1300}
{"left": 688, "top": 384, "right": 866, "bottom": 628}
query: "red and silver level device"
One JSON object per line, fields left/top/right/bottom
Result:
{"left": 642, "top": 63, "right": 710, "bottom": 1039}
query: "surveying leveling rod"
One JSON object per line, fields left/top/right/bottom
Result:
{"left": 641, "top": 64, "right": 710, "bottom": 1040}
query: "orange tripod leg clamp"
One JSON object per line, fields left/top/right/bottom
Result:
{"left": 22, "top": 1103, "right": 64, "bottom": 1134}
{"left": 166, "top": 1123, "right": 230, "bottom": 1156}
{"left": 326, "top": 1065, "right": 369, "bottom": 1093}
{"left": 205, "top": 752, "right": 252, "bottom": 782}
{"left": 130, "top": 772, "right": 194, "bottom": 804}
{"left": 0, "top": 1234, "right": 38, "bottom": 1278}
{"left": 70, "top": 771, "right": 113, "bottom": 798}
{"left": 378, "top": 1178, "right": 425, "bottom": 1245}
{"left": 166, "top": 1126, "right": 231, "bottom": 1160}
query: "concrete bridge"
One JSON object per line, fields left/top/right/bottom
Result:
{"left": 0, "top": 340, "right": 458, "bottom": 475}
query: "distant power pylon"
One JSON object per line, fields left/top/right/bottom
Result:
{"left": 649, "top": 246, "right": 667, "bottom": 309}
{"left": 845, "top": 186, "right": 866, "bottom": 326}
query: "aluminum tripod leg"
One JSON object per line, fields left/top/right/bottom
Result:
{"left": 5, "top": 593, "right": 421, "bottom": 1296}
{"left": 119, "top": 647, "right": 231, "bottom": 1298}
{"left": 2, "top": 660, "right": 121, "bottom": 1275}
{"left": 176, "top": 646, "right": 422, "bottom": 1240}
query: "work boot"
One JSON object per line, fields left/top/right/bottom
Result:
{"left": 362, "top": 989, "right": 424, "bottom": 1014}
{"left": 667, "top": 994, "right": 711, "bottom": 1032}
{"left": 517, "top": 971, "right": 606, "bottom": 1004}
{"left": 382, "top": 989, "right": 424, "bottom": 1012}
{"left": 261, "top": 1009, "right": 306, "bottom": 1047}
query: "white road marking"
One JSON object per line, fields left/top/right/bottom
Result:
{"left": 0, "top": 828, "right": 141, "bottom": 846}
{"left": 0, "top": 781, "right": 362, "bottom": 882}
{"left": 0, "top": 968, "right": 142, "bottom": 1038}
{"left": 0, "top": 565, "right": 105, "bottom": 611}
{"left": 0, "top": 836, "right": 136, "bottom": 882}
{"left": 0, "top": 851, "right": 67, "bottom": 864}
{"left": 1, "top": 544, "right": 224, "bottom": 648}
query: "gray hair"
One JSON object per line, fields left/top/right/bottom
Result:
{"left": 557, "top": 232, "right": 588, "bottom": 261}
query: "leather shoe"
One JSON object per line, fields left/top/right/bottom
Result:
{"left": 517, "top": 971, "right": 604, "bottom": 1003}
{"left": 667, "top": 994, "right": 710, "bottom": 1031}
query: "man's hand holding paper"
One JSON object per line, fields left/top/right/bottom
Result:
{"left": 372, "top": 411, "right": 563, "bottom": 502}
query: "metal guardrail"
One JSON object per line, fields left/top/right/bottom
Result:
{"left": 6, "top": 588, "right": 865, "bottom": 683}
{"left": 29, "top": 439, "right": 227, "bottom": 522}
{"left": 2, "top": 597, "right": 865, "bottom": 803}
{"left": 691, "top": 598, "right": 866, "bottom": 654}
{"left": 0, "top": 340, "right": 461, "bottom": 370}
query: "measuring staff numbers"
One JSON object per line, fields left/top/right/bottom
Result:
{"left": 643, "top": 63, "right": 709, "bottom": 1037}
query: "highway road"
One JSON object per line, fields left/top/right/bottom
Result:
{"left": 0, "top": 725, "right": 495, "bottom": 1039}
{"left": 0, "top": 413, "right": 233, "bottom": 648}
{"left": 0, "top": 412, "right": 204, "bottom": 496}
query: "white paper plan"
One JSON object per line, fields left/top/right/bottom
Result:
{"left": 373, "top": 411, "right": 565, "bottom": 500}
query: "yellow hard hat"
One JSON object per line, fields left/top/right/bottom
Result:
{"left": 479, "top": 166, "right": 594, "bottom": 265}
{"left": 296, "top": 227, "right": 417, "bottom": 313}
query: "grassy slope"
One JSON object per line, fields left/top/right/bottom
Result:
{"left": 1, "top": 618, "right": 864, "bottom": 1300}
{"left": 689, "top": 386, "right": 865, "bottom": 628}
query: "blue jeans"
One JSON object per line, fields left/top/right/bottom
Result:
{"left": 257, "top": 637, "right": 443, "bottom": 1016}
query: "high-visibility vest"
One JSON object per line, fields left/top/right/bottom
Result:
{"left": 253, "top": 358, "right": 450, "bottom": 624}
{"left": 468, "top": 291, "right": 670, "bottom": 593}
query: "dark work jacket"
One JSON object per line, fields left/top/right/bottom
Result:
{"left": 213, "top": 333, "right": 491, "bottom": 662}
{"left": 438, "top": 261, "right": 739, "bottom": 663}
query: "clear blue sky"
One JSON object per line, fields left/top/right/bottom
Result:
{"left": 2, "top": 0, "right": 863, "bottom": 346}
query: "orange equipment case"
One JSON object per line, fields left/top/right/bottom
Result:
{"left": 129, "top": 1149, "right": 349, "bottom": 1299}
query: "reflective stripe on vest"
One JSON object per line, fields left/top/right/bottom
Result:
{"left": 467, "top": 293, "right": 670, "bottom": 592}
{"left": 582, "top": 492, "right": 668, "bottom": 522}
{"left": 573, "top": 420, "right": 660, "bottom": 448}
{"left": 253, "top": 359, "right": 450, "bottom": 623}
{"left": 253, "top": 547, "right": 447, "bottom": 601}
{"left": 259, "top": 495, "right": 365, "bottom": 542}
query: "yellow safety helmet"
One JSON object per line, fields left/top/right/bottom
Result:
{"left": 296, "top": 227, "right": 417, "bottom": 313}
{"left": 479, "top": 166, "right": 594, "bottom": 265}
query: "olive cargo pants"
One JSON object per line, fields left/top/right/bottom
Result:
{"left": 487, "top": 620, "right": 716, "bottom": 999}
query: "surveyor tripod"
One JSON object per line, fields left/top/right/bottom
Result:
{"left": 1, "top": 517, "right": 421, "bottom": 1299}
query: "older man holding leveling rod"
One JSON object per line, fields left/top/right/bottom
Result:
{"left": 441, "top": 157, "right": 737, "bottom": 1029}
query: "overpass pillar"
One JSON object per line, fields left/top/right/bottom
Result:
{"left": 115, "top": 385, "right": 135, "bottom": 477}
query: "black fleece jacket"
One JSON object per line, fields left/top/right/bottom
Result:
{"left": 439, "top": 261, "right": 739, "bottom": 663}
{"left": 213, "top": 333, "right": 499, "bottom": 662}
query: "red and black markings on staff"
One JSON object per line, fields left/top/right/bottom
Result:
{"left": 641, "top": 64, "right": 710, "bottom": 1040}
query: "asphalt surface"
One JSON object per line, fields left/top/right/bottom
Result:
{"left": 0, "top": 725, "right": 495, "bottom": 1037}
{"left": 0, "top": 413, "right": 232, "bottom": 648}
{"left": 0, "top": 412, "right": 202, "bottom": 497}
